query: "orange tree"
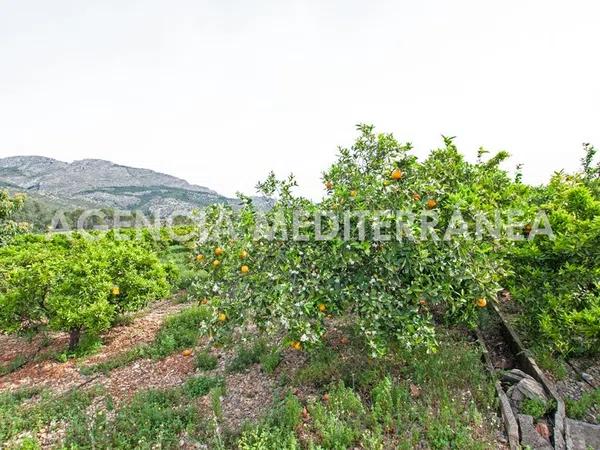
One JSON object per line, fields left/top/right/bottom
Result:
{"left": 0, "top": 232, "right": 170, "bottom": 349}
{"left": 505, "top": 144, "right": 600, "bottom": 356}
{"left": 190, "top": 125, "right": 524, "bottom": 355}
{"left": 0, "top": 190, "right": 28, "bottom": 246}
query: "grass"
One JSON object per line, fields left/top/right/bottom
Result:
{"left": 238, "top": 329, "right": 498, "bottom": 450}
{"left": 565, "top": 387, "right": 600, "bottom": 420}
{"left": 64, "top": 388, "right": 204, "bottom": 449}
{"left": 2, "top": 323, "right": 499, "bottom": 449}
{"left": 0, "top": 386, "right": 101, "bottom": 445}
{"left": 0, "top": 355, "right": 28, "bottom": 377}
{"left": 80, "top": 305, "right": 210, "bottom": 375}
{"left": 196, "top": 351, "right": 218, "bottom": 370}
{"left": 521, "top": 398, "right": 554, "bottom": 419}
{"left": 183, "top": 375, "right": 224, "bottom": 398}
{"left": 226, "top": 339, "right": 270, "bottom": 373}
{"left": 533, "top": 347, "right": 569, "bottom": 380}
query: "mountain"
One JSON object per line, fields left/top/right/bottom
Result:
{"left": 0, "top": 156, "right": 269, "bottom": 223}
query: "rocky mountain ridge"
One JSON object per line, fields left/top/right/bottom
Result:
{"left": 0, "top": 155, "right": 265, "bottom": 216}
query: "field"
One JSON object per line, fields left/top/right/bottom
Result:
{"left": 1, "top": 126, "right": 599, "bottom": 449}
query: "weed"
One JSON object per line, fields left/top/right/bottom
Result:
{"left": 80, "top": 306, "right": 210, "bottom": 375}
{"left": 183, "top": 375, "right": 224, "bottom": 398}
{"left": 565, "top": 388, "right": 600, "bottom": 420}
{"left": 260, "top": 349, "right": 282, "bottom": 374}
{"left": 196, "top": 351, "right": 218, "bottom": 370}
{"left": 0, "top": 355, "right": 28, "bottom": 377}
{"left": 521, "top": 398, "right": 552, "bottom": 419}
{"left": 227, "top": 339, "right": 269, "bottom": 373}
{"left": 148, "top": 306, "right": 210, "bottom": 358}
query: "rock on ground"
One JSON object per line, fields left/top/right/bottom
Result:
{"left": 517, "top": 414, "right": 553, "bottom": 450}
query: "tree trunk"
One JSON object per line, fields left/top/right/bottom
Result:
{"left": 69, "top": 328, "right": 81, "bottom": 351}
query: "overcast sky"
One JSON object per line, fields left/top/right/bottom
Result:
{"left": 1, "top": 1, "right": 599, "bottom": 199}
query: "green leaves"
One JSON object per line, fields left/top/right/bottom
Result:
{"left": 0, "top": 233, "right": 171, "bottom": 347}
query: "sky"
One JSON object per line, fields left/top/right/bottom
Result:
{"left": 1, "top": 0, "right": 599, "bottom": 199}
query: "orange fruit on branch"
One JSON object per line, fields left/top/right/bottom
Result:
{"left": 239, "top": 250, "right": 249, "bottom": 259}
{"left": 426, "top": 199, "right": 438, "bottom": 209}
{"left": 325, "top": 181, "right": 333, "bottom": 190}
{"left": 350, "top": 190, "right": 358, "bottom": 198}
{"left": 195, "top": 254, "right": 204, "bottom": 262}
{"left": 111, "top": 286, "right": 120, "bottom": 296}
{"left": 476, "top": 298, "right": 487, "bottom": 308}
{"left": 218, "top": 312, "right": 227, "bottom": 322}
{"left": 241, "top": 265, "right": 249, "bottom": 274}
{"left": 214, "top": 247, "right": 224, "bottom": 256}
{"left": 212, "top": 260, "right": 221, "bottom": 268}
{"left": 318, "top": 303, "right": 326, "bottom": 312}
{"left": 391, "top": 168, "right": 403, "bottom": 180}
{"left": 291, "top": 341, "right": 302, "bottom": 350}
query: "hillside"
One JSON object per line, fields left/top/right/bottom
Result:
{"left": 0, "top": 156, "right": 270, "bottom": 226}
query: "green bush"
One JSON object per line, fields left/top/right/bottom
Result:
{"left": 506, "top": 146, "right": 600, "bottom": 356}
{"left": 0, "top": 233, "right": 171, "bottom": 348}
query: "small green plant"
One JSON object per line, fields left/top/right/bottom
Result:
{"left": 238, "top": 426, "right": 299, "bottom": 450}
{"left": 565, "top": 388, "right": 600, "bottom": 420}
{"left": 521, "top": 398, "right": 551, "bottom": 419}
{"left": 260, "top": 349, "right": 282, "bottom": 374}
{"left": 196, "top": 351, "right": 218, "bottom": 370}
{"left": 183, "top": 376, "right": 224, "bottom": 399}
{"left": 226, "top": 339, "right": 269, "bottom": 373}
{"left": 0, "top": 355, "right": 27, "bottom": 377}
{"left": 146, "top": 306, "right": 210, "bottom": 358}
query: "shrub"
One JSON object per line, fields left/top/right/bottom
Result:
{"left": 0, "top": 233, "right": 171, "bottom": 348}
{"left": 506, "top": 146, "right": 600, "bottom": 356}
{"left": 0, "top": 190, "right": 27, "bottom": 246}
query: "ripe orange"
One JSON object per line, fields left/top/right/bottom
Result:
{"left": 241, "top": 265, "right": 249, "bottom": 274}
{"left": 426, "top": 199, "right": 438, "bottom": 209}
{"left": 391, "top": 168, "right": 403, "bottom": 180}
{"left": 239, "top": 250, "right": 249, "bottom": 259}
{"left": 195, "top": 254, "right": 204, "bottom": 262}
{"left": 218, "top": 312, "right": 227, "bottom": 322}
{"left": 350, "top": 190, "right": 357, "bottom": 197}
{"left": 291, "top": 341, "right": 302, "bottom": 350}
{"left": 413, "top": 193, "right": 421, "bottom": 201}
{"left": 476, "top": 298, "right": 487, "bottom": 308}
{"left": 111, "top": 286, "right": 120, "bottom": 296}
{"left": 318, "top": 303, "right": 326, "bottom": 312}
{"left": 214, "top": 247, "right": 224, "bottom": 256}
{"left": 212, "top": 259, "right": 221, "bottom": 268}
{"left": 182, "top": 349, "right": 193, "bottom": 357}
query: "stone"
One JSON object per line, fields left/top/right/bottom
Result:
{"left": 565, "top": 418, "right": 600, "bottom": 450}
{"left": 581, "top": 372, "right": 594, "bottom": 383}
{"left": 502, "top": 368, "right": 536, "bottom": 385}
{"left": 509, "top": 377, "right": 548, "bottom": 405}
{"left": 517, "top": 414, "right": 553, "bottom": 450}
{"left": 535, "top": 421, "right": 551, "bottom": 440}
